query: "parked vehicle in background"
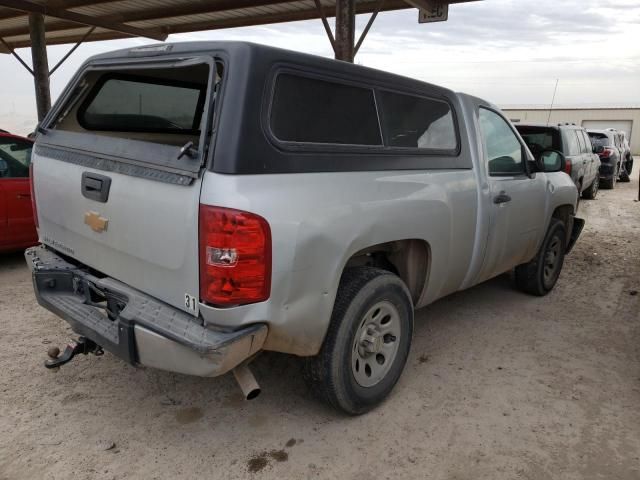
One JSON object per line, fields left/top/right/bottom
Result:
{"left": 588, "top": 129, "right": 623, "bottom": 189}
{"left": 0, "top": 132, "right": 38, "bottom": 253}
{"left": 26, "top": 42, "right": 583, "bottom": 414}
{"left": 516, "top": 123, "right": 601, "bottom": 200}
{"left": 607, "top": 129, "right": 631, "bottom": 182}
{"left": 619, "top": 131, "right": 633, "bottom": 180}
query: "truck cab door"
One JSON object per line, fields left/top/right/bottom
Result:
{"left": 475, "top": 107, "right": 547, "bottom": 282}
{"left": 579, "top": 130, "right": 595, "bottom": 184}
{"left": 0, "top": 138, "right": 36, "bottom": 248}
{"left": 0, "top": 171, "right": 7, "bottom": 247}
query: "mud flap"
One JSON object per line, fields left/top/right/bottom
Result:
{"left": 565, "top": 217, "right": 585, "bottom": 254}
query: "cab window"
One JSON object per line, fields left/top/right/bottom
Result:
{"left": 581, "top": 131, "right": 593, "bottom": 153}
{"left": 0, "top": 137, "right": 32, "bottom": 178}
{"left": 270, "top": 73, "right": 382, "bottom": 146}
{"left": 574, "top": 130, "right": 587, "bottom": 154}
{"left": 564, "top": 130, "right": 581, "bottom": 156}
{"left": 478, "top": 108, "right": 524, "bottom": 176}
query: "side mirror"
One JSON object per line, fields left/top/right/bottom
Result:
{"left": 537, "top": 149, "right": 565, "bottom": 173}
{"left": 594, "top": 145, "right": 604, "bottom": 154}
{"left": 0, "top": 159, "right": 8, "bottom": 177}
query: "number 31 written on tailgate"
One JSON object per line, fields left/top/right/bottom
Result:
{"left": 184, "top": 293, "right": 199, "bottom": 315}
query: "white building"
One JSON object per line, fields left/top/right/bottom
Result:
{"left": 502, "top": 106, "right": 640, "bottom": 154}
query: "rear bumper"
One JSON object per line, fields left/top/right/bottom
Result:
{"left": 25, "top": 245, "right": 267, "bottom": 377}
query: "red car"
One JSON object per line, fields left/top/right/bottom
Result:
{"left": 0, "top": 132, "right": 38, "bottom": 253}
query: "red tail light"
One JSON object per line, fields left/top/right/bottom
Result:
{"left": 199, "top": 205, "right": 271, "bottom": 306}
{"left": 599, "top": 147, "right": 614, "bottom": 159}
{"left": 29, "top": 162, "right": 38, "bottom": 229}
{"left": 564, "top": 158, "right": 572, "bottom": 175}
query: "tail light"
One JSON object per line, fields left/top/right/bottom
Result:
{"left": 599, "top": 148, "right": 614, "bottom": 159}
{"left": 564, "top": 158, "right": 572, "bottom": 175}
{"left": 29, "top": 162, "right": 38, "bottom": 229}
{"left": 199, "top": 205, "right": 271, "bottom": 306}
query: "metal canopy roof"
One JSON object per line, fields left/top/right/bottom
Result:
{"left": 0, "top": 0, "right": 476, "bottom": 53}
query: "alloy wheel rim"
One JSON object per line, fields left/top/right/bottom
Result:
{"left": 351, "top": 301, "right": 401, "bottom": 387}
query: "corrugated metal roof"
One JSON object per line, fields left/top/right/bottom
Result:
{"left": 0, "top": 0, "right": 477, "bottom": 53}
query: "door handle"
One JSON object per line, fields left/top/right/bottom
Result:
{"left": 17, "top": 193, "right": 31, "bottom": 199}
{"left": 81, "top": 172, "right": 111, "bottom": 203}
{"left": 493, "top": 192, "right": 512, "bottom": 204}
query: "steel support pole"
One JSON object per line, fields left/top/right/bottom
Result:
{"left": 335, "top": 0, "right": 355, "bottom": 62}
{"left": 28, "top": 13, "right": 51, "bottom": 121}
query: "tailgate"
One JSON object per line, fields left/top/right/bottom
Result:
{"left": 33, "top": 153, "right": 203, "bottom": 315}
{"left": 31, "top": 55, "right": 220, "bottom": 315}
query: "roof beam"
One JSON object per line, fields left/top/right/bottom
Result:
{"left": 0, "top": 0, "right": 479, "bottom": 51}
{"left": 162, "top": 0, "right": 412, "bottom": 35}
{"left": 0, "top": 0, "right": 119, "bottom": 21}
{"left": 0, "top": 0, "right": 167, "bottom": 41}
{"left": 5, "top": 29, "right": 129, "bottom": 49}
{"left": 0, "top": 0, "right": 305, "bottom": 38}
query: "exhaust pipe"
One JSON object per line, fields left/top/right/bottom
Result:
{"left": 233, "top": 364, "right": 261, "bottom": 400}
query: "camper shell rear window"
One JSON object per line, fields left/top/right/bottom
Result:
{"left": 40, "top": 59, "right": 219, "bottom": 181}
{"left": 78, "top": 73, "right": 207, "bottom": 134}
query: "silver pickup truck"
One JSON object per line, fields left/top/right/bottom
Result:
{"left": 26, "top": 42, "right": 583, "bottom": 414}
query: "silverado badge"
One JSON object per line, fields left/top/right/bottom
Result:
{"left": 84, "top": 211, "right": 108, "bottom": 233}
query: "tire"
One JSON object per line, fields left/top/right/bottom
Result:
{"left": 303, "top": 267, "right": 414, "bottom": 415}
{"left": 582, "top": 176, "right": 599, "bottom": 200}
{"left": 619, "top": 162, "right": 631, "bottom": 182}
{"left": 600, "top": 177, "right": 614, "bottom": 189}
{"left": 515, "top": 219, "right": 566, "bottom": 296}
{"left": 601, "top": 166, "right": 616, "bottom": 189}
{"left": 626, "top": 158, "right": 633, "bottom": 176}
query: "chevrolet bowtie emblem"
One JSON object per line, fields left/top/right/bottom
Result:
{"left": 84, "top": 211, "right": 108, "bottom": 233}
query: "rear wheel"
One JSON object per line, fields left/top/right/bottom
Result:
{"left": 626, "top": 158, "right": 633, "bottom": 176}
{"left": 582, "top": 176, "right": 599, "bottom": 200}
{"left": 600, "top": 177, "right": 614, "bottom": 189}
{"left": 619, "top": 162, "right": 631, "bottom": 182}
{"left": 303, "top": 267, "right": 414, "bottom": 415}
{"left": 515, "top": 219, "right": 566, "bottom": 296}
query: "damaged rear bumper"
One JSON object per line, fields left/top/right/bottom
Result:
{"left": 25, "top": 245, "right": 267, "bottom": 377}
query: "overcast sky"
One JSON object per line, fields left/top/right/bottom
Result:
{"left": 1, "top": 0, "right": 639, "bottom": 134}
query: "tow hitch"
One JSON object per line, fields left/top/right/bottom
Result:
{"left": 45, "top": 336, "right": 104, "bottom": 369}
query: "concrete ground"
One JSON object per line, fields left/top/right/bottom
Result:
{"left": 0, "top": 176, "right": 639, "bottom": 480}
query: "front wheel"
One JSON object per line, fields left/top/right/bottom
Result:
{"left": 515, "top": 219, "right": 567, "bottom": 296}
{"left": 303, "top": 267, "right": 414, "bottom": 415}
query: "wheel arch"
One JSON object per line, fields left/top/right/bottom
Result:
{"left": 342, "top": 239, "right": 431, "bottom": 306}
{"left": 550, "top": 204, "right": 574, "bottom": 248}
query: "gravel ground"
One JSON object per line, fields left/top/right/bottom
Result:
{"left": 1, "top": 175, "right": 639, "bottom": 480}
